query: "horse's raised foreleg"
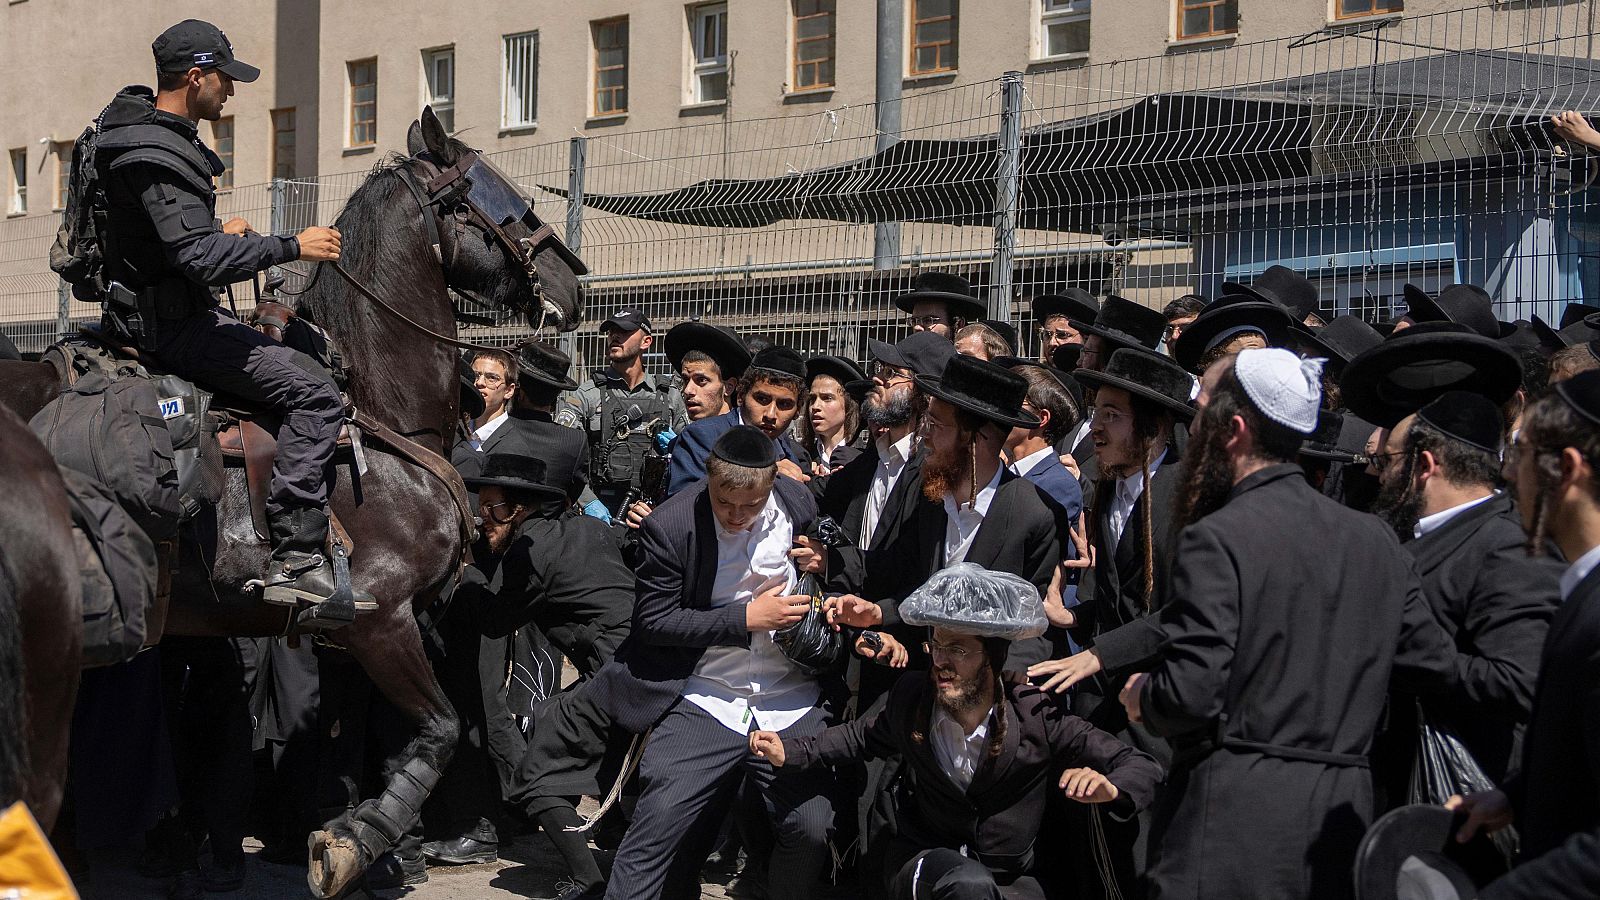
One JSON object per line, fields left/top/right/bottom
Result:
{"left": 305, "top": 606, "right": 458, "bottom": 899}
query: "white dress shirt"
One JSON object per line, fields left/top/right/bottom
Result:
{"left": 1412, "top": 492, "right": 1497, "bottom": 539}
{"left": 468, "top": 410, "right": 509, "bottom": 451}
{"left": 684, "top": 495, "right": 820, "bottom": 734}
{"left": 931, "top": 706, "right": 994, "bottom": 790}
{"left": 1561, "top": 542, "right": 1600, "bottom": 603}
{"left": 1066, "top": 419, "right": 1092, "bottom": 454}
{"left": 1010, "top": 445, "right": 1057, "bottom": 479}
{"left": 814, "top": 436, "right": 847, "bottom": 470}
{"left": 942, "top": 467, "right": 1002, "bottom": 566}
{"left": 1107, "top": 448, "right": 1167, "bottom": 543}
{"left": 861, "top": 431, "right": 916, "bottom": 546}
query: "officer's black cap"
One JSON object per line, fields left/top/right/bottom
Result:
{"left": 601, "top": 309, "right": 651, "bottom": 334}
{"left": 711, "top": 425, "right": 778, "bottom": 468}
{"left": 153, "top": 20, "right": 260, "bottom": 84}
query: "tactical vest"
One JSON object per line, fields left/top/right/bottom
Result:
{"left": 587, "top": 372, "right": 675, "bottom": 489}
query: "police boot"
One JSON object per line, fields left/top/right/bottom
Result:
{"left": 262, "top": 508, "right": 376, "bottom": 610}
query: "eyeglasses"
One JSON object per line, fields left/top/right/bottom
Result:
{"left": 1367, "top": 450, "right": 1407, "bottom": 473}
{"left": 922, "top": 641, "right": 980, "bottom": 662}
{"left": 1090, "top": 406, "right": 1125, "bottom": 427}
{"left": 871, "top": 362, "right": 913, "bottom": 385}
{"left": 473, "top": 371, "right": 506, "bottom": 386}
{"left": 908, "top": 315, "right": 947, "bottom": 329}
{"left": 479, "top": 500, "right": 520, "bottom": 524}
{"left": 1039, "top": 328, "right": 1077, "bottom": 343}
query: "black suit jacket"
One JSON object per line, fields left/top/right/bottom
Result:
{"left": 820, "top": 439, "right": 927, "bottom": 596}
{"left": 1481, "top": 567, "right": 1600, "bottom": 898}
{"left": 588, "top": 476, "right": 818, "bottom": 734}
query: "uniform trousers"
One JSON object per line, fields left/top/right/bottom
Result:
{"left": 605, "top": 700, "right": 835, "bottom": 900}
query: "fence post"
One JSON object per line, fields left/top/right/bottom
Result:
{"left": 268, "top": 177, "right": 286, "bottom": 236}
{"left": 56, "top": 277, "right": 70, "bottom": 341}
{"left": 990, "top": 71, "right": 1024, "bottom": 322}
{"left": 872, "top": 0, "right": 902, "bottom": 270}
{"left": 567, "top": 137, "right": 587, "bottom": 255}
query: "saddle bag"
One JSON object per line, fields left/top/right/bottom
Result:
{"left": 58, "top": 468, "right": 156, "bottom": 668}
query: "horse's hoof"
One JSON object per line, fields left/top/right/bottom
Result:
{"left": 306, "top": 829, "right": 365, "bottom": 899}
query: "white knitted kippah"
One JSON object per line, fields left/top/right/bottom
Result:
{"left": 1235, "top": 347, "right": 1324, "bottom": 435}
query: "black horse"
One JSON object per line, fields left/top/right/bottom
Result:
{"left": 1, "top": 107, "right": 585, "bottom": 898}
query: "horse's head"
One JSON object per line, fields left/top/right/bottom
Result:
{"left": 404, "top": 107, "right": 585, "bottom": 332}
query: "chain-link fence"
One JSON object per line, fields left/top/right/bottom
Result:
{"left": 2, "top": 2, "right": 1597, "bottom": 369}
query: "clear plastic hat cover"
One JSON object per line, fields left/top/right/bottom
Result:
{"left": 899, "top": 562, "right": 1048, "bottom": 640}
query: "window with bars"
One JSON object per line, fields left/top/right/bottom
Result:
{"left": 424, "top": 47, "right": 455, "bottom": 133}
{"left": 271, "top": 109, "right": 296, "bottom": 180}
{"left": 1335, "top": 0, "right": 1402, "bottom": 18}
{"left": 690, "top": 3, "right": 728, "bottom": 103}
{"left": 212, "top": 117, "right": 234, "bottom": 190}
{"left": 792, "top": 0, "right": 835, "bottom": 90}
{"left": 910, "top": 0, "right": 957, "bottom": 75}
{"left": 1040, "top": 0, "right": 1091, "bottom": 57}
{"left": 503, "top": 31, "right": 539, "bottom": 128}
{"left": 1176, "top": 0, "right": 1237, "bottom": 39}
{"left": 349, "top": 58, "right": 377, "bottom": 146}
{"left": 53, "top": 141, "right": 71, "bottom": 210}
{"left": 593, "top": 18, "right": 629, "bottom": 116}
{"left": 9, "top": 148, "right": 25, "bottom": 215}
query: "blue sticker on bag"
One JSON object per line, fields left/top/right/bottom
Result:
{"left": 159, "top": 397, "right": 185, "bottom": 419}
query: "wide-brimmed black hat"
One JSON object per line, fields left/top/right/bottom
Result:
{"left": 1032, "top": 289, "right": 1100, "bottom": 327}
{"left": 514, "top": 338, "right": 579, "bottom": 391}
{"left": 1071, "top": 295, "right": 1167, "bottom": 355}
{"left": 805, "top": 354, "right": 865, "bottom": 389}
{"left": 1353, "top": 805, "right": 1479, "bottom": 900}
{"left": 1300, "top": 409, "right": 1374, "bottom": 464}
{"left": 1073, "top": 348, "right": 1196, "bottom": 421}
{"left": 894, "top": 271, "right": 987, "bottom": 321}
{"left": 1559, "top": 310, "right": 1600, "bottom": 347}
{"left": 870, "top": 331, "right": 956, "bottom": 378}
{"left": 746, "top": 345, "right": 806, "bottom": 381}
{"left": 1223, "top": 265, "right": 1322, "bottom": 322}
{"left": 1294, "top": 315, "right": 1383, "bottom": 373}
{"left": 462, "top": 453, "right": 568, "bottom": 501}
{"left": 1561, "top": 302, "right": 1598, "bottom": 330}
{"left": 1050, "top": 342, "right": 1082, "bottom": 373}
{"left": 1340, "top": 323, "right": 1522, "bottom": 428}
{"left": 995, "top": 355, "right": 1084, "bottom": 414}
{"left": 1172, "top": 294, "right": 1298, "bottom": 374}
{"left": 1402, "top": 284, "right": 1512, "bottom": 339}
{"left": 664, "top": 320, "right": 751, "bottom": 380}
{"left": 915, "top": 353, "right": 1040, "bottom": 429}
{"left": 712, "top": 424, "right": 778, "bottom": 468}
{"left": 1499, "top": 315, "right": 1565, "bottom": 358}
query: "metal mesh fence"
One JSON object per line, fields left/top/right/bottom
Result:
{"left": 1, "top": 3, "right": 1596, "bottom": 369}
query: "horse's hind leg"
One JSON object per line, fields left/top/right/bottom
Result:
{"left": 305, "top": 608, "right": 458, "bottom": 900}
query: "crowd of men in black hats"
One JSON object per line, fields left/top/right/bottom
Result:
{"left": 123, "top": 263, "right": 1600, "bottom": 900}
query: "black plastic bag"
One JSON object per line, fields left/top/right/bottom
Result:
{"left": 774, "top": 516, "right": 846, "bottom": 672}
{"left": 1407, "top": 700, "right": 1517, "bottom": 869}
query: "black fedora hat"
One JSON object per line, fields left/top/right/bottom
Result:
{"left": 1402, "top": 284, "right": 1513, "bottom": 339}
{"left": 894, "top": 271, "right": 987, "bottom": 321}
{"left": 914, "top": 353, "right": 1040, "bottom": 429}
{"left": 1499, "top": 315, "right": 1564, "bottom": 358}
{"left": 1172, "top": 294, "right": 1298, "bottom": 374}
{"left": 1294, "top": 315, "right": 1384, "bottom": 374}
{"left": 1559, "top": 310, "right": 1600, "bottom": 347}
{"left": 664, "top": 320, "right": 752, "bottom": 381}
{"left": 1050, "top": 342, "right": 1082, "bottom": 373}
{"left": 1299, "top": 409, "right": 1374, "bottom": 464}
{"left": 514, "top": 338, "right": 580, "bottom": 392}
{"left": 1073, "top": 348, "right": 1196, "bottom": 421}
{"left": 1340, "top": 324, "right": 1522, "bottom": 429}
{"left": 1071, "top": 295, "right": 1167, "bottom": 355}
{"left": 1032, "top": 289, "right": 1100, "bottom": 327}
{"left": 805, "top": 354, "right": 866, "bottom": 389}
{"left": 462, "top": 453, "right": 568, "bottom": 501}
{"left": 1223, "top": 265, "right": 1323, "bottom": 322}
{"left": 1561, "top": 301, "right": 1598, "bottom": 330}
{"left": 1354, "top": 804, "right": 1479, "bottom": 900}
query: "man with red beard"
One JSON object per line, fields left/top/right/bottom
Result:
{"left": 1120, "top": 348, "right": 1461, "bottom": 900}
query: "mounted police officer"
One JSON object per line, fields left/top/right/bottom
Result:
{"left": 555, "top": 308, "right": 684, "bottom": 518}
{"left": 92, "top": 20, "right": 356, "bottom": 609}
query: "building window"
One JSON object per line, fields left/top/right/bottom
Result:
{"left": 212, "top": 117, "right": 234, "bottom": 190}
{"left": 1040, "top": 0, "right": 1091, "bottom": 57}
{"left": 792, "top": 0, "right": 835, "bottom": 90}
{"left": 423, "top": 47, "right": 455, "bottom": 133}
{"left": 690, "top": 3, "right": 728, "bottom": 103}
{"left": 503, "top": 31, "right": 539, "bottom": 128}
{"left": 593, "top": 18, "right": 629, "bottom": 116}
{"left": 53, "top": 141, "right": 71, "bottom": 210}
{"left": 271, "top": 109, "right": 297, "bottom": 180}
{"left": 349, "top": 58, "right": 378, "bottom": 146}
{"left": 910, "top": 0, "right": 957, "bottom": 75}
{"left": 1176, "top": 0, "right": 1237, "bottom": 39}
{"left": 9, "top": 148, "right": 25, "bottom": 215}
{"left": 1335, "top": 0, "right": 1402, "bottom": 18}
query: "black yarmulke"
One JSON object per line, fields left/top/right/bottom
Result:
{"left": 1556, "top": 369, "right": 1600, "bottom": 427}
{"left": 1415, "top": 391, "right": 1504, "bottom": 454}
{"left": 712, "top": 425, "right": 778, "bottom": 468}
{"left": 748, "top": 345, "right": 806, "bottom": 381}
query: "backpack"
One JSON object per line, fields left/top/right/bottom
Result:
{"left": 49, "top": 121, "right": 110, "bottom": 302}
{"left": 58, "top": 468, "right": 156, "bottom": 668}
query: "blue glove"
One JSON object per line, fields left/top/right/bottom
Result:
{"left": 582, "top": 499, "right": 612, "bottom": 524}
{"left": 655, "top": 429, "right": 677, "bottom": 453}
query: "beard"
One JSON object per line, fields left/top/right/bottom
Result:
{"left": 864, "top": 389, "right": 915, "bottom": 429}
{"left": 485, "top": 520, "right": 518, "bottom": 555}
{"left": 1175, "top": 410, "right": 1238, "bottom": 529}
{"left": 922, "top": 438, "right": 971, "bottom": 503}
{"left": 932, "top": 666, "right": 989, "bottom": 714}
{"left": 1370, "top": 461, "right": 1425, "bottom": 540}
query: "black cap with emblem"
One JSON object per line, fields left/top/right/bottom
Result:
{"left": 153, "top": 20, "right": 260, "bottom": 83}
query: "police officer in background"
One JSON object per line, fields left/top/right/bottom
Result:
{"left": 556, "top": 309, "right": 684, "bottom": 518}
{"left": 93, "top": 20, "right": 353, "bottom": 609}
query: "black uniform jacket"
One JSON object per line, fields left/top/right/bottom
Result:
{"left": 782, "top": 671, "right": 1163, "bottom": 879}
{"left": 458, "top": 512, "right": 633, "bottom": 679}
{"left": 1138, "top": 464, "right": 1462, "bottom": 900}
{"left": 818, "top": 438, "right": 927, "bottom": 596}
{"left": 586, "top": 476, "right": 819, "bottom": 734}
{"left": 1482, "top": 565, "right": 1600, "bottom": 899}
